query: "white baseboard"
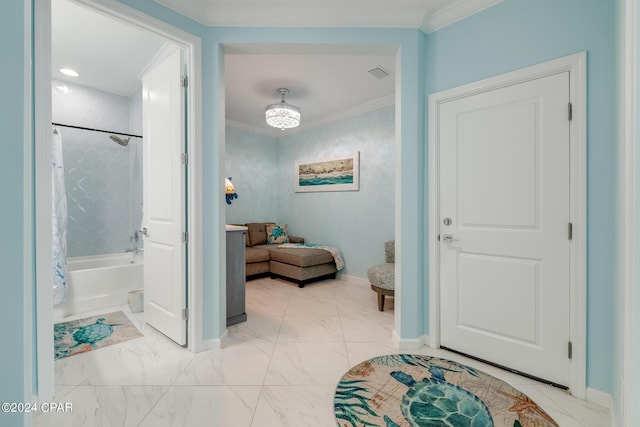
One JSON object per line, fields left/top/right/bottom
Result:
{"left": 199, "top": 329, "right": 228, "bottom": 352}
{"left": 338, "top": 274, "right": 369, "bottom": 285}
{"left": 586, "top": 387, "right": 612, "bottom": 408}
{"left": 392, "top": 331, "right": 429, "bottom": 350}
{"left": 392, "top": 329, "right": 400, "bottom": 348}
{"left": 586, "top": 387, "right": 617, "bottom": 426}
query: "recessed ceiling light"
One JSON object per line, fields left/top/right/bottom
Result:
{"left": 59, "top": 68, "right": 79, "bottom": 77}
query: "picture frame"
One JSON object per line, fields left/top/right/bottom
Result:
{"left": 295, "top": 152, "right": 360, "bottom": 192}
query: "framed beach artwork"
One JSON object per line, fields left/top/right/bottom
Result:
{"left": 295, "top": 152, "right": 360, "bottom": 192}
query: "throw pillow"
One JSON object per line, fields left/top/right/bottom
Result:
{"left": 247, "top": 222, "right": 272, "bottom": 247}
{"left": 266, "top": 223, "right": 290, "bottom": 245}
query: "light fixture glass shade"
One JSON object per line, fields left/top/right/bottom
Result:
{"left": 265, "top": 88, "right": 301, "bottom": 130}
{"left": 225, "top": 177, "right": 238, "bottom": 205}
{"left": 225, "top": 177, "right": 235, "bottom": 195}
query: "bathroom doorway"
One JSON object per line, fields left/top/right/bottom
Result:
{"left": 35, "top": 0, "right": 203, "bottom": 400}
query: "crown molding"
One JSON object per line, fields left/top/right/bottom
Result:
{"left": 225, "top": 119, "right": 278, "bottom": 137}
{"left": 422, "top": 0, "right": 505, "bottom": 34}
{"left": 155, "top": 0, "right": 504, "bottom": 34}
{"left": 300, "top": 95, "right": 394, "bottom": 132}
{"left": 154, "top": 0, "right": 210, "bottom": 26}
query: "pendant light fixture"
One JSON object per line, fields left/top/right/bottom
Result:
{"left": 265, "top": 88, "right": 301, "bottom": 130}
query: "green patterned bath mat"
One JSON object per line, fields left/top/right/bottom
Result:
{"left": 334, "top": 354, "right": 558, "bottom": 427}
{"left": 54, "top": 311, "right": 142, "bottom": 360}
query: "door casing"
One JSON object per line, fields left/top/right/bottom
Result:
{"left": 428, "top": 52, "right": 587, "bottom": 398}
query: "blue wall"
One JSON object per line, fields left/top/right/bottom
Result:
{"left": 277, "top": 106, "right": 395, "bottom": 278}
{"left": 424, "top": 0, "right": 616, "bottom": 393}
{"left": 225, "top": 126, "right": 279, "bottom": 224}
{"left": 1, "top": 1, "right": 30, "bottom": 425}
{"left": 613, "top": 0, "right": 626, "bottom": 422}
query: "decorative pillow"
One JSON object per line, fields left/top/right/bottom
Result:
{"left": 266, "top": 223, "right": 290, "bottom": 245}
{"left": 247, "top": 222, "right": 271, "bottom": 247}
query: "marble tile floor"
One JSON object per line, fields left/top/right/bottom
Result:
{"left": 36, "top": 276, "right": 610, "bottom": 427}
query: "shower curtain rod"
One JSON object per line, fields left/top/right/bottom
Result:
{"left": 52, "top": 122, "right": 143, "bottom": 139}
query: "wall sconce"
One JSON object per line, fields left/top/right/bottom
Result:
{"left": 225, "top": 177, "right": 238, "bottom": 205}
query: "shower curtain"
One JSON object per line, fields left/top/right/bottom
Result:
{"left": 52, "top": 129, "right": 68, "bottom": 305}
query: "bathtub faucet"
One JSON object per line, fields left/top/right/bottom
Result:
{"left": 125, "top": 247, "right": 143, "bottom": 254}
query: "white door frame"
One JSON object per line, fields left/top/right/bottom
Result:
{"left": 428, "top": 52, "right": 587, "bottom": 398}
{"left": 34, "top": 0, "right": 203, "bottom": 401}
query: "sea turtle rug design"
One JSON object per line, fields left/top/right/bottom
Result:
{"left": 334, "top": 354, "right": 558, "bottom": 427}
{"left": 54, "top": 311, "right": 142, "bottom": 360}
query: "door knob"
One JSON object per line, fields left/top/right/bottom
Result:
{"left": 139, "top": 227, "right": 149, "bottom": 237}
{"left": 442, "top": 234, "right": 459, "bottom": 243}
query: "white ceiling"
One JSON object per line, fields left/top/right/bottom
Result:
{"left": 224, "top": 47, "right": 396, "bottom": 132}
{"left": 52, "top": 0, "right": 503, "bottom": 133}
{"left": 52, "top": 0, "right": 167, "bottom": 97}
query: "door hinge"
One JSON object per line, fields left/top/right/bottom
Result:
{"left": 181, "top": 76, "right": 188, "bottom": 88}
{"left": 181, "top": 152, "right": 189, "bottom": 165}
{"left": 182, "top": 308, "right": 189, "bottom": 320}
{"left": 568, "top": 102, "right": 573, "bottom": 121}
{"left": 568, "top": 341, "right": 573, "bottom": 359}
{"left": 182, "top": 231, "right": 189, "bottom": 244}
{"left": 568, "top": 222, "right": 573, "bottom": 240}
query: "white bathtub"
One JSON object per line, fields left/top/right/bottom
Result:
{"left": 53, "top": 252, "right": 143, "bottom": 320}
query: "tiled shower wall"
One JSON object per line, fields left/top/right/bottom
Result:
{"left": 52, "top": 80, "right": 143, "bottom": 257}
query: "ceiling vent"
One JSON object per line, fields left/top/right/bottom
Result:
{"left": 368, "top": 67, "right": 390, "bottom": 79}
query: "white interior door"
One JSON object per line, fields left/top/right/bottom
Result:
{"left": 439, "top": 71, "right": 571, "bottom": 386}
{"left": 141, "top": 48, "right": 187, "bottom": 345}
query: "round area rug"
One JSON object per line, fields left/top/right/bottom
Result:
{"left": 334, "top": 354, "right": 558, "bottom": 427}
